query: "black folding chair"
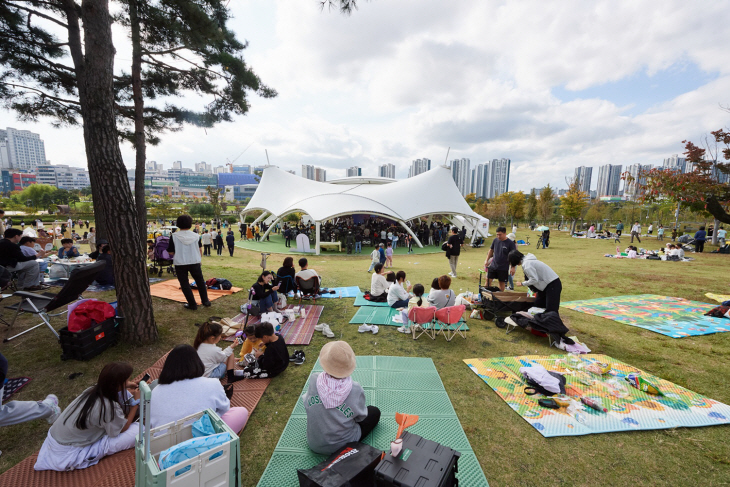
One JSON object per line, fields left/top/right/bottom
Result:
{"left": 3, "top": 260, "right": 105, "bottom": 342}
{"left": 295, "top": 276, "right": 320, "bottom": 306}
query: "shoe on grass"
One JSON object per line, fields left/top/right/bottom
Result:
{"left": 358, "top": 324, "right": 373, "bottom": 333}
{"left": 314, "top": 323, "right": 325, "bottom": 332}
{"left": 370, "top": 325, "right": 379, "bottom": 335}
{"left": 294, "top": 351, "right": 305, "bottom": 365}
{"left": 396, "top": 326, "right": 410, "bottom": 334}
{"left": 322, "top": 324, "right": 335, "bottom": 338}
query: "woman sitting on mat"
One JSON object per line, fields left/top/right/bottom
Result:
{"left": 194, "top": 322, "right": 242, "bottom": 381}
{"left": 508, "top": 250, "right": 562, "bottom": 313}
{"left": 241, "top": 322, "right": 289, "bottom": 379}
{"left": 150, "top": 345, "right": 248, "bottom": 433}
{"left": 276, "top": 257, "right": 297, "bottom": 295}
{"left": 252, "top": 270, "right": 282, "bottom": 313}
{"left": 369, "top": 263, "right": 390, "bottom": 302}
{"left": 387, "top": 270, "right": 412, "bottom": 309}
{"left": 303, "top": 341, "right": 380, "bottom": 455}
{"left": 427, "top": 275, "right": 456, "bottom": 309}
{"left": 35, "top": 363, "right": 140, "bottom": 471}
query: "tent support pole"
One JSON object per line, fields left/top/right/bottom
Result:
{"left": 315, "top": 221, "right": 321, "bottom": 255}
{"left": 250, "top": 211, "right": 269, "bottom": 227}
{"left": 397, "top": 219, "right": 424, "bottom": 248}
{"left": 261, "top": 216, "right": 282, "bottom": 241}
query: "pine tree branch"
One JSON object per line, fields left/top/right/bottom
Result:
{"left": 6, "top": 2, "right": 69, "bottom": 28}
{"left": 1, "top": 82, "right": 81, "bottom": 105}
{"left": 140, "top": 46, "right": 189, "bottom": 56}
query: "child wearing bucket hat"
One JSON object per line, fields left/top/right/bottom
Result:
{"left": 303, "top": 341, "right": 381, "bottom": 455}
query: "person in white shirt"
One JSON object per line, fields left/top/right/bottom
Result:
{"left": 200, "top": 230, "right": 212, "bottom": 256}
{"left": 19, "top": 236, "right": 48, "bottom": 285}
{"left": 295, "top": 257, "right": 320, "bottom": 292}
{"left": 630, "top": 221, "right": 641, "bottom": 243}
{"left": 718, "top": 226, "right": 727, "bottom": 246}
{"left": 150, "top": 345, "right": 248, "bottom": 434}
{"left": 387, "top": 271, "right": 412, "bottom": 308}
{"left": 367, "top": 246, "right": 380, "bottom": 272}
{"left": 369, "top": 264, "right": 390, "bottom": 302}
{"left": 194, "top": 322, "right": 243, "bottom": 383}
{"left": 166, "top": 215, "right": 210, "bottom": 310}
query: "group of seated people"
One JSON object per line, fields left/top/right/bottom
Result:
{"left": 251, "top": 257, "right": 322, "bottom": 313}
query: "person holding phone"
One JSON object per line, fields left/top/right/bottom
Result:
{"left": 252, "top": 271, "right": 282, "bottom": 313}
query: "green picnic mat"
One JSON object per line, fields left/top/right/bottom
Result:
{"left": 354, "top": 291, "right": 429, "bottom": 307}
{"left": 349, "top": 306, "right": 470, "bottom": 330}
{"left": 257, "top": 356, "right": 489, "bottom": 486}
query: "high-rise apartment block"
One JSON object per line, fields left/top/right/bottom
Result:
{"left": 347, "top": 166, "right": 362, "bottom": 177}
{"left": 408, "top": 158, "right": 431, "bottom": 178}
{"left": 302, "top": 165, "right": 326, "bottom": 182}
{"left": 596, "top": 164, "right": 622, "bottom": 197}
{"left": 488, "top": 158, "right": 510, "bottom": 198}
{"left": 663, "top": 154, "right": 687, "bottom": 173}
{"left": 1, "top": 127, "right": 47, "bottom": 171}
{"left": 471, "top": 163, "right": 490, "bottom": 199}
{"left": 195, "top": 161, "right": 212, "bottom": 173}
{"left": 574, "top": 166, "right": 592, "bottom": 193}
{"left": 450, "top": 158, "right": 471, "bottom": 196}
{"left": 378, "top": 164, "right": 396, "bottom": 179}
{"left": 624, "top": 163, "right": 652, "bottom": 200}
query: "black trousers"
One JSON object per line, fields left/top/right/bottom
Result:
{"left": 175, "top": 263, "right": 209, "bottom": 307}
{"left": 203, "top": 244, "right": 211, "bottom": 256}
{"left": 216, "top": 245, "right": 223, "bottom": 255}
{"left": 357, "top": 406, "right": 381, "bottom": 441}
{"left": 695, "top": 241, "right": 704, "bottom": 253}
{"left": 534, "top": 278, "right": 562, "bottom": 313}
{"left": 285, "top": 237, "right": 291, "bottom": 247}
{"left": 228, "top": 244, "right": 234, "bottom": 256}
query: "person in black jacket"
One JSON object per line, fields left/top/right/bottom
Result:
{"left": 89, "top": 241, "right": 114, "bottom": 286}
{"left": 0, "top": 228, "right": 45, "bottom": 290}
{"left": 446, "top": 226, "right": 461, "bottom": 278}
{"left": 241, "top": 322, "right": 289, "bottom": 379}
{"left": 214, "top": 232, "right": 224, "bottom": 256}
{"left": 276, "top": 257, "right": 297, "bottom": 295}
{"left": 252, "top": 271, "right": 281, "bottom": 312}
{"left": 225, "top": 231, "right": 235, "bottom": 257}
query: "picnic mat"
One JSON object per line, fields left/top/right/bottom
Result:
{"left": 0, "top": 352, "right": 270, "bottom": 487}
{"left": 149, "top": 278, "right": 242, "bottom": 304}
{"left": 257, "top": 356, "right": 489, "bottom": 486}
{"left": 230, "top": 305, "right": 324, "bottom": 345}
{"left": 561, "top": 294, "right": 730, "bottom": 338}
{"left": 317, "top": 286, "right": 360, "bottom": 298}
{"left": 706, "top": 293, "right": 730, "bottom": 304}
{"left": 464, "top": 354, "right": 730, "bottom": 438}
{"left": 2, "top": 377, "right": 31, "bottom": 403}
{"left": 353, "top": 290, "right": 429, "bottom": 307}
{"left": 348, "top": 306, "right": 469, "bottom": 330}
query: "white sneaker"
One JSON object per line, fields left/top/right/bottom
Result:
{"left": 370, "top": 325, "right": 379, "bottom": 334}
{"left": 321, "top": 324, "right": 335, "bottom": 338}
{"left": 314, "top": 323, "right": 325, "bottom": 332}
{"left": 358, "top": 324, "right": 373, "bottom": 333}
{"left": 42, "top": 394, "right": 61, "bottom": 424}
{"left": 396, "top": 326, "right": 410, "bottom": 334}
{"left": 448, "top": 272, "right": 455, "bottom": 277}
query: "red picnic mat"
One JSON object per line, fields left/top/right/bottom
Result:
{"left": 149, "top": 278, "right": 242, "bottom": 304}
{"left": 230, "top": 304, "right": 324, "bottom": 346}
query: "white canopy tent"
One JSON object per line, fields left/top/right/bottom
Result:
{"left": 240, "top": 166, "right": 490, "bottom": 254}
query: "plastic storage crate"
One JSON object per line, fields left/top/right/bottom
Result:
{"left": 135, "top": 381, "right": 241, "bottom": 487}
{"left": 374, "top": 431, "right": 461, "bottom": 487}
{"left": 59, "top": 316, "right": 120, "bottom": 361}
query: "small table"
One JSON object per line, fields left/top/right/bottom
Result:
{"left": 319, "top": 242, "right": 342, "bottom": 252}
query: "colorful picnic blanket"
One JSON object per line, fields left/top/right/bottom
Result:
{"left": 318, "top": 286, "right": 360, "bottom": 298}
{"left": 561, "top": 294, "right": 730, "bottom": 338}
{"left": 706, "top": 293, "right": 730, "bottom": 304}
{"left": 465, "top": 354, "right": 730, "bottom": 438}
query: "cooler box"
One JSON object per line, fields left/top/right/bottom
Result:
{"left": 59, "top": 316, "right": 120, "bottom": 361}
{"left": 374, "top": 431, "right": 461, "bottom": 487}
{"left": 135, "top": 381, "right": 241, "bottom": 487}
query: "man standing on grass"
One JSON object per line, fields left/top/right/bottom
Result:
{"left": 484, "top": 226, "right": 516, "bottom": 291}
{"left": 630, "top": 221, "right": 641, "bottom": 243}
{"left": 446, "top": 227, "right": 462, "bottom": 278}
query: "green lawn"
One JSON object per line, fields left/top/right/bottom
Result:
{"left": 1, "top": 231, "right": 729, "bottom": 486}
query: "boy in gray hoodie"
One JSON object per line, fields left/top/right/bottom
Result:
{"left": 508, "top": 251, "right": 562, "bottom": 313}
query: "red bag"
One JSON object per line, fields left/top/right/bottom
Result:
{"left": 68, "top": 300, "right": 116, "bottom": 332}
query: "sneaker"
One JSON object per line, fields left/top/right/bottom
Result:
{"left": 396, "top": 326, "right": 410, "bottom": 334}
{"left": 42, "top": 394, "right": 61, "bottom": 424}
{"left": 370, "top": 325, "right": 379, "bottom": 335}
{"left": 289, "top": 350, "right": 301, "bottom": 362}
{"left": 294, "top": 351, "right": 305, "bottom": 365}
{"left": 322, "top": 324, "right": 335, "bottom": 338}
{"left": 314, "top": 323, "right": 325, "bottom": 332}
{"left": 358, "top": 324, "right": 373, "bottom": 333}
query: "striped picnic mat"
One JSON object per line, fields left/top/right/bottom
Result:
{"left": 232, "top": 304, "right": 323, "bottom": 346}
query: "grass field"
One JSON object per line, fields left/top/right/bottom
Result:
{"left": 1, "top": 231, "right": 729, "bottom": 486}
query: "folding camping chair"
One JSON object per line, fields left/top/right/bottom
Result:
{"left": 408, "top": 306, "right": 437, "bottom": 340}
{"left": 2, "top": 260, "right": 105, "bottom": 342}
{"left": 295, "top": 276, "right": 320, "bottom": 306}
{"left": 435, "top": 304, "right": 467, "bottom": 341}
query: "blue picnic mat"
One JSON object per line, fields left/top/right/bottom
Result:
{"left": 318, "top": 286, "right": 360, "bottom": 298}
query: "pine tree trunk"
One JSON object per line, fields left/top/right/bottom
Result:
{"left": 129, "top": 0, "right": 148, "bottom": 242}
{"left": 64, "top": 0, "right": 157, "bottom": 343}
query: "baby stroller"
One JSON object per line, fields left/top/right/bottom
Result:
{"left": 149, "top": 236, "right": 176, "bottom": 278}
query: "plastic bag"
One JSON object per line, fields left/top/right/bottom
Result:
{"left": 158, "top": 432, "right": 229, "bottom": 470}
{"left": 192, "top": 413, "right": 216, "bottom": 437}
{"left": 68, "top": 299, "right": 115, "bottom": 332}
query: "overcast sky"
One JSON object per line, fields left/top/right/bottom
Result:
{"left": 2, "top": 0, "right": 730, "bottom": 191}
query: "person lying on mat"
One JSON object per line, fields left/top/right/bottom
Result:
{"left": 427, "top": 275, "right": 456, "bottom": 309}
{"left": 369, "top": 263, "right": 390, "bottom": 302}
{"left": 252, "top": 270, "right": 282, "bottom": 313}
{"left": 34, "top": 362, "right": 140, "bottom": 471}
{"left": 508, "top": 250, "right": 562, "bottom": 313}
{"left": 303, "top": 341, "right": 380, "bottom": 455}
{"left": 241, "top": 322, "right": 289, "bottom": 379}
{"left": 150, "top": 345, "right": 248, "bottom": 434}
{"left": 57, "top": 238, "right": 80, "bottom": 259}
{"left": 387, "top": 270, "right": 412, "bottom": 309}
{"left": 194, "top": 322, "right": 243, "bottom": 383}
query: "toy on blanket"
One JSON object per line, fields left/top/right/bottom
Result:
{"left": 625, "top": 373, "right": 663, "bottom": 395}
